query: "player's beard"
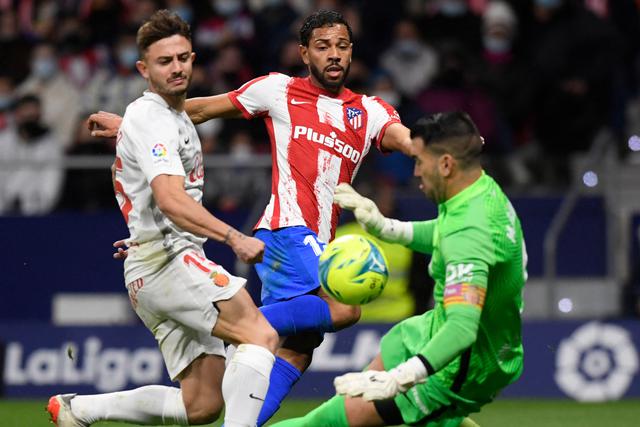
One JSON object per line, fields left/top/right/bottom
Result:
{"left": 150, "top": 72, "right": 192, "bottom": 97}
{"left": 309, "top": 61, "right": 350, "bottom": 93}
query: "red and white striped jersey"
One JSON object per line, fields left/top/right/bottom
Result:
{"left": 228, "top": 73, "right": 401, "bottom": 243}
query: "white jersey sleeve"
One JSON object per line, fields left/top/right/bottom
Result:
{"left": 124, "top": 107, "right": 186, "bottom": 183}
{"left": 228, "top": 73, "right": 291, "bottom": 119}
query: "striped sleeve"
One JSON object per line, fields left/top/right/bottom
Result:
{"left": 362, "top": 96, "right": 401, "bottom": 151}
{"left": 228, "top": 73, "right": 290, "bottom": 119}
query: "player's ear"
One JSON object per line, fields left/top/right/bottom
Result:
{"left": 439, "top": 154, "right": 454, "bottom": 178}
{"left": 190, "top": 52, "right": 196, "bottom": 63}
{"left": 135, "top": 59, "right": 148, "bottom": 79}
{"left": 299, "top": 45, "right": 310, "bottom": 65}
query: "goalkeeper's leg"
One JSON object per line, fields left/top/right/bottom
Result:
{"left": 460, "top": 417, "right": 480, "bottom": 427}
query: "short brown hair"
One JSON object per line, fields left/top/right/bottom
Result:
{"left": 136, "top": 9, "right": 191, "bottom": 56}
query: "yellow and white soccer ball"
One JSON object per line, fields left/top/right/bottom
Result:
{"left": 318, "top": 234, "right": 389, "bottom": 305}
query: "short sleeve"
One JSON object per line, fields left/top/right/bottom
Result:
{"left": 227, "top": 73, "right": 290, "bottom": 119}
{"left": 124, "top": 109, "right": 185, "bottom": 183}
{"left": 362, "top": 96, "right": 402, "bottom": 152}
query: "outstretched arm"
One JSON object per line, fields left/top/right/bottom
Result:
{"left": 87, "top": 94, "right": 244, "bottom": 137}
{"left": 185, "top": 94, "right": 243, "bottom": 124}
{"left": 379, "top": 122, "right": 413, "bottom": 156}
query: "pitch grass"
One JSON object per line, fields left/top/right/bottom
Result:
{"left": 1, "top": 398, "right": 639, "bottom": 426}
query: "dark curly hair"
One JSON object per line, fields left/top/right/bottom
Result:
{"left": 299, "top": 10, "right": 352, "bottom": 46}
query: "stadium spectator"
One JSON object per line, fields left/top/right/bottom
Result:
{"left": 0, "top": 9, "right": 33, "bottom": 85}
{"left": 17, "top": 42, "right": 82, "bottom": 149}
{"left": 526, "top": 0, "right": 622, "bottom": 185}
{"left": 83, "top": 30, "right": 148, "bottom": 116}
{"left": 0, "top": 94, "right": 63, "bottom": 215}
{"left": 380, "top": 19, "right": 439, "bottom": 98}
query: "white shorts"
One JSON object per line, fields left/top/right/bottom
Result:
{"left": 124, "top": 244, "right": 246, "bottom": 381}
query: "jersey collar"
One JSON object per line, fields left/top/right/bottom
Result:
{"left": 143, "top": 90, "right": 172, "bottom": 110}
{"left": 303, "top": 76, "right": 354, "bottom": 101}
{"left": 440, "top": 171, "right": 490, "bottom": 213}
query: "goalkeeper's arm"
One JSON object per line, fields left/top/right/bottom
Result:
{"left": 333, "top": 183, "right": 413, "bottom": 245}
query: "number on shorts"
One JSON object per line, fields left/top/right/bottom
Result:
{"left": 183, "top": 251, "right": 217, "bottom": 273}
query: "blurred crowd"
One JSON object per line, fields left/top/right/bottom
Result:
{"left": 0, "top": 0, "right": 639, "bottom": 216}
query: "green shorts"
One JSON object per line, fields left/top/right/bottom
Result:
{"left": 379, "top": 319, "right": 485, "bottom": 426}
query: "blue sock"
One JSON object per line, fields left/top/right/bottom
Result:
{"left": 257, "top": 356, "right": 302, "bottom": 426}
{"left": 260, "top": 294, "right": 334, "bottom": 336}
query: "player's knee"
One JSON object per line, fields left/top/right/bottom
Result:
{"left": 330, "top": 303, "right": 361, "bottom": 330}
{"left": 184, "top": 397, "right": 223, "bottom": 425}
{"left": 240, "top": 311, "right": 279, "bottom": 353}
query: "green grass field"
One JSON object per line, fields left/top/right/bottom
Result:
{"left": 1, "top": 398, "right": 640, "bottom": 427}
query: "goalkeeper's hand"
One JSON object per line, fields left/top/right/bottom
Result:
{"left": 333, "top": 183, "right": 413, "bottom": 245}
{"left": 333, "top": 183, "right": 385, "bottom": 236}
{"left": 87, "top": 111, "right": 122, "bottom": 138}
{"left": 334, "top": 358, "right": 427, "bottom": 401}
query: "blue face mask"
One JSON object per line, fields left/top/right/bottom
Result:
{"left": 118, "top": 46, "right": 139, "bottom": 69}
{"left": 534, "top": 0, "right": 562, "bottom": 8}
{"left": 172, "top": 6, "right": 193, "bottom": 24}
{"left": 440, "top": 0, "right": 468, "bottom": 17}
{"left": 32, "top": 58, "right": 57, "bottom": 80}
{"left": 0, "top": 95, "right": 12, "bottom": 110}
{"left": 483, "top": 36, "right": 511, "bottom": 54}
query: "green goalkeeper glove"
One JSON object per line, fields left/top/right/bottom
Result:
{"left": 333, "top": 183, "right": 412, "bottom": 245}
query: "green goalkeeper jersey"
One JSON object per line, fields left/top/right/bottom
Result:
{"left": 405, "top": 172, "right": 526, "bottom": 398}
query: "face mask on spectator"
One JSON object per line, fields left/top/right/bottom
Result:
{"left": 483, "top": 36, "right": 511, "bottom": 54}
{"left": 32, "top": 58, "right": 57, "bottom": 80}
{"left": 18, "top": 119, "right": 48, "bottom": 140}
{"left": 534, "top": 0, "right": 562, "bottom": 8}
{"left": 172, "top": 5, "right": 193, "bottom": 24}
{"left": 213, "top": 0, "right": 242, "bottom": 16}
{"left": 440, "top": 0, "right": 468, "bottom": 17}
{"left": 396, "top": 40, "right": 421, "bottom": 58}
{"left": 0, "top": 95, "right": 12, "bottom": 110}
{"left": 118, "top": 46, "right": 139, "bottom": 69}
{"left": 373, "top": 90, "right": 401, "bottom": 108}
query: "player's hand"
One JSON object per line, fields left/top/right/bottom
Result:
{"left": 87, "top": 111, "right": 122, "bottom": 138}
{"left": 333, "top": 183, "right": 385, "bottom": 236}
{"left": 228, "top": 233, "right": 265, "bottom": 264}
{"left": 335, "top": 362, "right": 426, "bottom": 401}
{"left": 113, "top": 239, "right": 129, "bottom": 260}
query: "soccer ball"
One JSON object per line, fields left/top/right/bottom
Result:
{"left": 318, "top": 234, "right": 389, "bottom": 305}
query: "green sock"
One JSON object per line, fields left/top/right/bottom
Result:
{"left": 270, "top": 395, "right": 349, "bottom": 427}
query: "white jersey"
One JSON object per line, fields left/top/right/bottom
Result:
{"left": 114, "top": 91, "right": 206, "bottom": 258}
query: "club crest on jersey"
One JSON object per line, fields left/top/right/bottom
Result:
{"left": 346, "top": 107, "right": 363, "bottom": 130}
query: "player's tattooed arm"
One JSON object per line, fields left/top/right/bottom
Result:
{"left": 379, "top": 122, "right": 413, "bottom": 156}
{"left": 151, "top": 174, "right": 264, "bottom": 264}
{"left": 185, "top": 94, "right": 243, "bottom": 124}
{"left": 87, "top": 111, "right": 122, "bottom": 138}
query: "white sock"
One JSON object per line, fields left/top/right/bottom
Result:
{"left": 222, "top": 344, "right": 275, "bottom": 427}
{"left": 70, "top": 385, "right": 188, "bottom": 425}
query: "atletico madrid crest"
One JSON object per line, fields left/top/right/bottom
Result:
{"left": 346, "top": 107, "right": 363, "bottom": 130}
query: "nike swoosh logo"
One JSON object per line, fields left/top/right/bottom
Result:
{"left": 249, "top": 393, "right": 265, "bottom": 401}
{"left": 184, "top": 138, "right": 189, "bottom": 144}
{"left": 291, "top": 99, "right": 310, "bottom": 105}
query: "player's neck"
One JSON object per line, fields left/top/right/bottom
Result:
{"left": 308, "top": 75, "right": 344, "bottom": 96}
{"left": 159, "top": 93, "right": 186, "bottom": 112}
{"left": 445, "top": 168, "right": 483, "bottom": 201}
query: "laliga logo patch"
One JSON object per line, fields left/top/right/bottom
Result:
{"left": 151, "top": 143, "right": 168, "bottom": 160}
{"left": 555, "top": 322, "right": 639, "bottom": 401}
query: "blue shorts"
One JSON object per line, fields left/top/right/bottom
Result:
{"left": 254, "top": 226, "right": 327, "bottom": 305}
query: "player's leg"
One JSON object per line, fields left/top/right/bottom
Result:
{"left": 211, "top": 286, "right": 278, "bottom": 427}
{"left": 269, "top": 354, "right": 389, "bottom": 427}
